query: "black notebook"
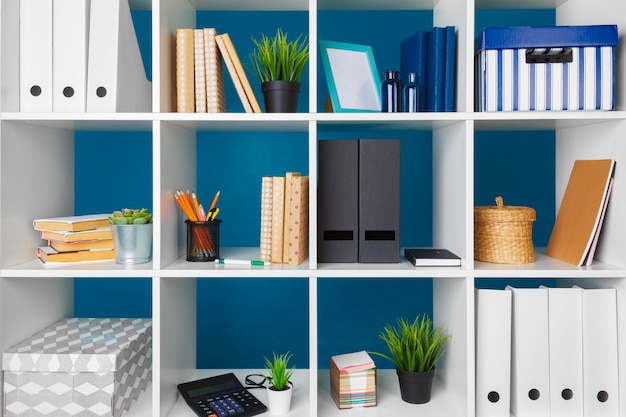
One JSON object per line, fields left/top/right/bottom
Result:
{"left": 404, "top": 248, "right": 461, "bottom": 267}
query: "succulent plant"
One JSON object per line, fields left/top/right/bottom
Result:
{"left": 109, "top": 208, "right": 153, "bottom": 225}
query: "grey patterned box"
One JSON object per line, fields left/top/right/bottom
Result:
{"left": 2, "top": 317, "right": 152, "bottom": 417}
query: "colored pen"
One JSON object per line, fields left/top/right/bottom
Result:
{"left": 215, "top": 258, "right": 271, "bottom": 266}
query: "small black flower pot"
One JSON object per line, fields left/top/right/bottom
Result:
{"left": 261, "top": 80, "right": 300, "bottom": 113}
{"left": 396, "top": 368, "right": 436, "bottom": 404}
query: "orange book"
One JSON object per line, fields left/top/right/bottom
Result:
{"left": 282, "top": 172, "right": 301, "bottom": 261}
{"left": 545, "top": 159, "right": 615, "bottom": 266}
{"left": 49, "top": 238, "right": 114, "bottom": 252}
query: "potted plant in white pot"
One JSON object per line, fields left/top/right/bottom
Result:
{"left": 261, "top": 351, "right": 295, "bottom": 414}
{"left": 370, "top": 315, "right": 450, "bottom": 404}
{"left": 109, "top": 208, "right": 153, "bottom": 264}
{"left": 249, "top": 28, "right": 309, "bottom": 113}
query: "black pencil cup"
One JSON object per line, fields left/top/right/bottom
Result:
{"left": 186, "top": 220, "right": 221, "bottom": 261}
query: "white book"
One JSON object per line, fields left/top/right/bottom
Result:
{"left": 545, "top": 286, "right": 584, "bottom": 417}
{"left": 53, "top": 0, "right": 90, "bottom": 112}
{"left": 86, "top": 0, "right": 151, "bottom": 112}
{"left": 580, "top": 287, "right": 619, "bottom": 417}
{"left": 506, "top": 286, "right": 550, "bottom": 417}
{"left": 475, "top": 289, "right": 511, "bottom": 417}
{"left": 19, "top": 0, "right": 53, "bottom": 112}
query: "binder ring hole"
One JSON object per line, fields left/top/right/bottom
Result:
{"left": 96, "top": 87, "right": 107, "bottom": 98}
{"left": 597, "top": 391, "right": 609, "bottom": 403}
{"left": 30, "top": 85, "right": 42, "bottom": 97}
{"left": 528, "top": 389, "right": 540, "bottom": 400}
{"left": 561, "top": 389, "right": 573, "bottom": 400}
{"left": 487, "top": 391, "right": 500, "bottom": 403}
{"left": 63, "top": 87, "right": 74, "bottom": 98}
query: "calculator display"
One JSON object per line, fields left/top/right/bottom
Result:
{"left": 178, "top": 373, "right": 268, "bottom": 417}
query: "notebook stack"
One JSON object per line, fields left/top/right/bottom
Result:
{"left": 330, "top": 350, "right": 377, "bottom": 409}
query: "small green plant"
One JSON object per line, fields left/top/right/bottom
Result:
{"left": 262, "top": 351, "right": 295, "bottom": 391}
{"left": 249, "top": 28, "right": 309, "bottom": 83}
{"left": 370, "top": 315, "right": 450, "bottom": 373}
{"left": 109, "top": 208, "right": 153, "bottom": 225}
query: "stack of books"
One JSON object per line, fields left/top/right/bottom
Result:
{"left": 330, "top": 350, "right": 377, "bottom": 409}
{"left": 176, "top": 28, "right": 260, "bottom": 113}
{"left": 33, "top": 214, "right": 115, "bottom": 263}
{"left": 259, "top": 172, "right": 309, "bottom": 266}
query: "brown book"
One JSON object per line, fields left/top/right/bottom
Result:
{"left": 40, "top": 228, "right": 113, "bottom": 243}
{"left": 33, "top": 213, "right": 111, "bottom": 232}
{"left": 545, "top": 159, "right": 615, "bottom": 266}
{"left": 282, "top": 172, "right": 301, "bottom": 261}
{"left": 37, "top": 246, "right": 115, "bottom": 263}
{"left": 286, "top": 176, "right": 309, "bottom": 266}
{"left": 50, "top": 238, "right": 114, "bottom": 252}
{"left": 176, "top": 28, "right": 195, "bottom": 112}
{"left": 215, "top": 33, "right": 261, "bottom": 113}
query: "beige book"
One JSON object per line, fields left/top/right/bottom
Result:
{"left": 259, "top": 176, "right": 273, "bottom": 262}
{"left": 193, "top": 29, "right": 207, "bottom": 112}
{"left": 176, "top": 28, "right": 195, "bottom": 112}
{"left": 50, "top": 238, "right": 114, "bottom": 252}
{"left": 286, "top": 176, "right": 309, "bottom": 265}
{"left": 203, "top": 28, "right": 226, "bottom": 112}
{"left": 216, "top": 33, "right": 261, "bottom": 113}
{"left": 282, "top": 172, "right": 301, "bottom": 261}
{"left": 37, "top": 246, "right": 115, "bottom": 263}
{"left": 271, "top": 176, "right": 285, "bottom": 263}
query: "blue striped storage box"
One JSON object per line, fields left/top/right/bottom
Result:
{"left": 476, "top": 25, "right": 618, "bottom": 112}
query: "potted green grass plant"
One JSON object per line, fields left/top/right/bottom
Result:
{"left": 370, "top": 315, "right": 451, "bottom": 404}
{"left": 249, "top": 28, "right": 309, "bottom": 113}
{"left": 262, "top": 351, "right": 295, "bottom": 414}
{"left": 109, "top": 208, "right": 153, "bottom": 264}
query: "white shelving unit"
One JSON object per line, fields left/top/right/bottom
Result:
{"left": 1, "top": 0, "right": 626, "bottom": 416}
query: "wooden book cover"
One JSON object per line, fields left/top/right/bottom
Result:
{"left": 33, "top": 213, "right": 111, "bottom": 232}
{"left": 259, "top": 176, "right": 273, "bottom": 262}
{"left": 193, "top": 29, "right": 207, "bottom": 112}
{"left": 282, "top": 172, "right": 301, "bottom": 261}
{"left": 286, "top": 176, "right": 309, "bottom": 265}
{"left": 176, "top": 28, "right": 195, "bottom": 112}
{"left": 37, "top": 246, "right": 115, "bottom": 263}
{"left": 271, "top": 176, "right": 285, "bottom": 263}
{"left": 215, "top": 33, "right": 254, "bottom": 113}
{"left": 545, "top": 159, "right": 616, "bottom": 265}
{"left": 203, "top": 28, "right": 226, "bottom": 113}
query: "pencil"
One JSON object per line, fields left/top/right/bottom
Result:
{"left": 209, "top": 190, "right": 221, "bottom": 211}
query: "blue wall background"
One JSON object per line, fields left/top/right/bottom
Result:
{"left": 73, "top": 9, "right": 557, "bottom": 370}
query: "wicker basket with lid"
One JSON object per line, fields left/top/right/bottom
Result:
{"left": 474, "top": 196, "right": 536, "bottom": 264}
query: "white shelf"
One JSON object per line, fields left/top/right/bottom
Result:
{"left": 3, "top": 0, "right": 626, "bottom": 417}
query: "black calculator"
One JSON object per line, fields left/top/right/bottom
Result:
{"left": 178, "top": 373, "right": 268, "bottom": 417}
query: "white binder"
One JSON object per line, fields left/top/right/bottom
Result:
{"left": 86, "top": 0, "right": 151, "bottom": 112}
{"left": 506, "top": 286, "right": 550, "bottom": 417}
{"left": 19, "top": 0, "right": 53, "bottom": 112}
{"left": 475, "top": 289, "right": 512, "bottom": 417}
{"left": 53, "top": 0, "right": 90, "bottom": 112}
{"left": 580, "top": 287, "right": 619, "bottom": 417}
{"left": 546, "top": 286, "right": 584, "bottom": 417}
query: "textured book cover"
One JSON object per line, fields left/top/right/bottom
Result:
{"left": 282, "top": 172, "right": 301, "bottom": 261}
{"left": 203, "top": 28, "right": 226, "bottom": 112}
{"left": 176, "top": 28, "right": 195, "bottom": 112}
{"left": 271, "top": 176, "right": 285, "bottom": 263}
{"left": 193, "top": 29, "right": 207, "bottom": 112}
{"left": 287, "top": 176, "right": 309, "bottom": 265}
{"left": 216, "top": 33, "right": 255, "bottom": 113}
{"left": 259, "top": 176, "right": 273, "bottom": 262}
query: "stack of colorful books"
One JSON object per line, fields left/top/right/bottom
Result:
{"left": 33, "top": 214, "right": 114, "bottom": 263}
{"left": 330, "top": 350, "right": 377, "bottom": 409}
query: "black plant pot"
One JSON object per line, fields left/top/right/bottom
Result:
{"left": 396, "top": 368, "right": 436, "bottom": 404}
{"left": 261, "top": 81, "right": 300, "bottom": 113}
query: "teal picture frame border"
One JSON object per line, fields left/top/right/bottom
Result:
{"left": 319, "top": 40, "right": 381, "bottom": 112}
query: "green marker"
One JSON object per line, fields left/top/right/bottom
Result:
{"left": 215, "top": 258, "right": 271, "bottom": 266}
